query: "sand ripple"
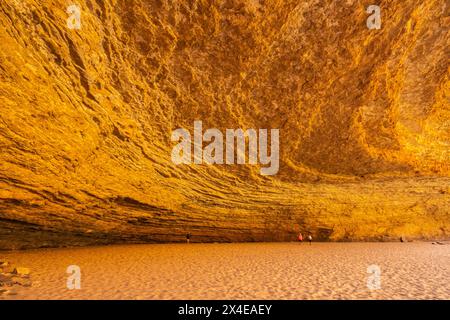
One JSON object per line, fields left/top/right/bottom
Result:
{"left": 1, "top": 243, "right": 449, "bottom": 300}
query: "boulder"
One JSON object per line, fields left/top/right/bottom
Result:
{"left": 12, "top": 277, "right": 32, "bottom": 287}
{"left": 12, "top": 267, "right": 31, "bottom": 276}
{"left": 0, "top": 274, "right": 13, "bottom": 286}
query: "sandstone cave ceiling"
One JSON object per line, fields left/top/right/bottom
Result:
{"left": 0, "top": 0, "right": 449, "bottom": 249}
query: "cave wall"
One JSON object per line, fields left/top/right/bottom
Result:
{"left": 0, "top": 0, "right": 449, "bottom": 249}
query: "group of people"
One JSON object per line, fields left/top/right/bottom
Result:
{"left": 184, "top": 232, "right": 313, "bottom": 244}
{"left": 298, "top": 232, "right": 313, "bottom": 245}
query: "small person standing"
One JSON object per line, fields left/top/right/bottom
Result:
{"left": 186, "top": 233, "right": 191, "bottom": 244}
{"left": 298, "top": 232, "right": 303, "bottom": 243}
{"left": 307, "top": 234, "right": 313, "bottom": 245}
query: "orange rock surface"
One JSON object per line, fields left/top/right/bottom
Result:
{"left": 0, "top": 0, "right": 449, "bottom": 249}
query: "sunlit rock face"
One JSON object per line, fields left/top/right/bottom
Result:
{"left": 0, "top": 0, "right": 449, "bottom": 249}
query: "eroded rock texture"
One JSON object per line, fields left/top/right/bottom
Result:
{"left": 0, "top": 0, "right": 449, "bottom": 249}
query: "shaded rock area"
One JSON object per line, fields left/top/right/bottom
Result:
{"left": 0, "top": 261, "right": 32, "bottom": 297}
{"left": 0, "top": 0, "right": 449, "bottom": 249}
